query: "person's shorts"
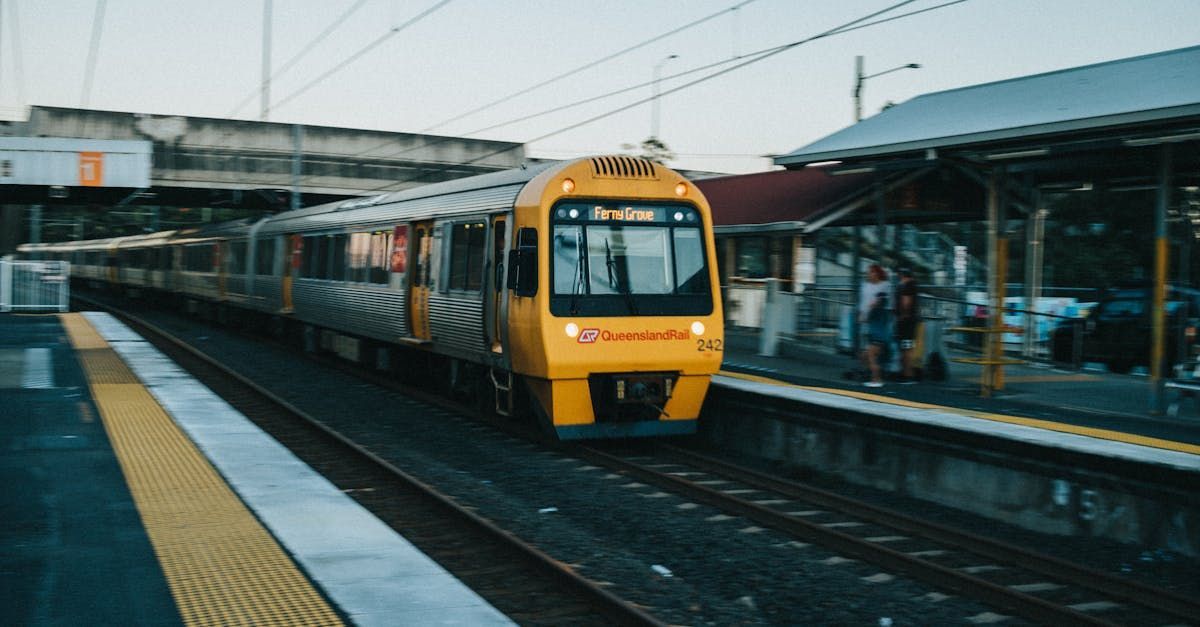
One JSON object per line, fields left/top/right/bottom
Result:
{"left": 896, "top": 318, "right": 917, "bottom": 349}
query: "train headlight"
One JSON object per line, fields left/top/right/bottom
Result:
{"left": 691, "top": 321, "right": 705, "bottom": 336}
{"left": 565, "top": 323, "right": 580, "bottom": 338}
{"left": 675, "top": 182, "right": 688, "bottom": 197}
{"left": 562, "top": 178, "right": 576, "bottom": 193}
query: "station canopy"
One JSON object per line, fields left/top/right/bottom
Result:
{"left": 774, "top": 45, "right": 1200, "bottom": 189}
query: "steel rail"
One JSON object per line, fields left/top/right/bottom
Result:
{"left": 658, "top": 443, "right": 1200, "bottom": 624}
{"left": 574, "top": 444, "right": 1118, "bottom": 627}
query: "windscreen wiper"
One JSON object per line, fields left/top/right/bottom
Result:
{"left": 569, "top": 230, "right": 585, "bottom": 316}
{"left": 605, "top": 238, "right": 638, "bottom": 315}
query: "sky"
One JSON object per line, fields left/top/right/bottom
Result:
{"left": 1, "top": 0, "right": 1198, "bottom": 175}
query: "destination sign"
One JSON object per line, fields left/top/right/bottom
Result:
{"left": 554, "top": 203, "right": 695, "bottom": 224}
{"left": 592, "top": 206, "right": 662, "bottom": 222}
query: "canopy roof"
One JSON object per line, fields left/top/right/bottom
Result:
{"left": 776, "top": 46, "right": 1200, "bottom": 167}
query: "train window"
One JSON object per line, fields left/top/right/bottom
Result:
{"left": 368, "top": 230, "right": 391, "bottom": 284}
{"left": 673, "top": 229, "right": 708, "bottom": 294}
{"left": 314, "top": 237, "right": 330, "bottom": 280}
{"left": 347, "top": 233, "right": 371, "bottom": 282}
{"left": 256, "top": 238, "right": 276, "bottom": 275}
{"left": 548, "top": 202, "right": 712, "bottom": 316}
{"left": 412, "top": 227, "right": 428, "bottom": 287}
{"left": 553, "top": 225, "right": 583, "bottom": 294}
{"left": 229, "top": 241, "right": 248, "bottom": 275}
{"left": 329, "top": 235, "right": 347, "bottom": 281}
{"left": 508, "top": 227, "right": 538, "bottom": 297}
{"left": 448, "top": 222, "right": 486, "bottom": 291}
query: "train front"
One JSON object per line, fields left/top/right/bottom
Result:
{"left": 508, "top": 156, "right": 724, "bottom": 439}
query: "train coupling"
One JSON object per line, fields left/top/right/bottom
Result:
{"left": 588, "top": 372, "right": 678, "bottom": 422}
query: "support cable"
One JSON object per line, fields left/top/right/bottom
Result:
{"left": 270, "top": 0, "right": 452, "bottom": 114}
{"left": 354, "top": 0, "right": 968, "bottom": 193}
{"left": 226, "top": 0, "right": 369, "bottom": 118}
{"left": 292, "top": 0, "right": 965, "bottom": 189}
{"left": 421, "top": 0, "right": 758, "bottom": 134}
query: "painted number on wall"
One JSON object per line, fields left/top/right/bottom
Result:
{"left": 79, "top": 152, "right": 104, "bottom": 187}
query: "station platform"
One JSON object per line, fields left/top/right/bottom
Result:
{"left": 717, "top": 329, "right": 1200, "bottom": 472}
{"left": 0, "top": 312, "right": 512, "bottom": 627}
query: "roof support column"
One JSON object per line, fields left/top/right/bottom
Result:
{"left": 984, "top": 166, "right": 1007, "bottom": 397}
{"left": 1023, "top": 190, "right": 1047, "bottom": 360}
{"left": 1150, "top": 143, "right": 1173, "bottom": 414}
{"left": 851, "top": 222, "right": 862, "bottom": 355}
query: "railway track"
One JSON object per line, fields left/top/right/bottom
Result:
{"left": 92, "top": 301, "right": 662, "bottom": 627}
{"left": 573, "top": 442, "right": 1200, "bottom": 626}
{"left": 81, "top": 294, "right": 1197, "bottom": 625}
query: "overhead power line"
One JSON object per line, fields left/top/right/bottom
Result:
{"left": 271, "top": 0, "right": 453, "bottom": 114}
{"left": 361, "top": 0, "right": 960, "bottom": 168}
{"left": 80, "top": 0, "right": 106, "bottom": 108}
{"left": 422, "top": 0, "right": 758, "bottom": 134}
{"left": 226, "top": 0, "right": 369, "bottom": 118}
{"left": 356, "top": 0, "right": 964, "bottom": 193}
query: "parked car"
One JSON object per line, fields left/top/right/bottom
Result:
{"left": 1050, "top": 286, "right": 1200, "bottom": 373}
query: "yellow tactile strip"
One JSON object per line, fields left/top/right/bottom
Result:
{"left": 60, "top": 314, "right": 343, "bottom": 627}
{"left": 720, "top": 369, "right": 1200, "bottom": 456}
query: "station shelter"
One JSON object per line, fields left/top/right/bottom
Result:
{"left": 699, "top": 45, "right": 1200, "bottom": 410}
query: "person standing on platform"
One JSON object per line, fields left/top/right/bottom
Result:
{"left": 858, "top": 264, "right": 892, "bottom": 388}
{"left": 895, "top": 267, "right": 920, "bottom": 383}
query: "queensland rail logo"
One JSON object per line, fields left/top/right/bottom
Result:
{"left": 578, "top": 328, "right": 691, "bottom": 344}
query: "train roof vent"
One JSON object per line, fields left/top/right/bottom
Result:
{"left": 589, "top": 156, "right": 660, "bottom": 180}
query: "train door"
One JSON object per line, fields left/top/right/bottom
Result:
{"left": 486, "top": 216, "right": 507, "bottom": 353}
{"left": 282, "top": 234, "right": 302, "bottom": 313}
{"left": 409, "top": 222, "right": 433, "bottom": 341}
{"left": 215, "top": 241, "right": 227, "bottom": 299}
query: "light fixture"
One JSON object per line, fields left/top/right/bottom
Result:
{"left": 985, "top": 148, "right": 1050, "bottom": 160}
{"left": 561, "top": 178, "right": 576, "bottom": 193}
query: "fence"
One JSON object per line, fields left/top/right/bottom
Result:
{"left": 0, "top": 259, "right": 71, "bottom": 313}
{"left": 724, "top": 281, "right": 1089, "bottom": 366}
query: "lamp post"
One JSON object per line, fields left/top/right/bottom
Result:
{"left": 651, "top": 54, "right": 679, "bottom": 139}
{"left": 854, "top": 55, "right": 920, "bottom": 122}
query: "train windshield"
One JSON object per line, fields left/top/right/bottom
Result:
{"left": 551, "top": 202, "right": 712, "bottom": 317}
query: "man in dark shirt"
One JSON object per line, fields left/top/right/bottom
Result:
{"left": 895, "top": 268, "right": 920, "bottom": 383}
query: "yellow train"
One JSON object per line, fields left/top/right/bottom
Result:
{"left": 23, "top": 156, "right": 725, "bottom": 439}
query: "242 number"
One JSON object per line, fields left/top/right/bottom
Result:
{"left": 697, "top": 339, "right": 723, "bottom": 353}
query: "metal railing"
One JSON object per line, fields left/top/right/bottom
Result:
{"left": 725, "top": 279, "right": 1195, "bottom": 375}
{"left": 1, "top": 259, "right": 71, "bottom": 313}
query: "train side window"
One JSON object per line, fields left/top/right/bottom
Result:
{"left": 329, "top": 234, "right": 347, "bottom": 281}
{"left": 256, "top": 238, "right": 276, "bottom": 275}
{"left": 507, "top": 227, "right": 538, "bottom": 297}
{"left": 448, "top": 221, "right": 486, "bottom": 292}
{"left": 347, "top": 232, "right": 370, "bottom": 282}
{"left": 229, "top": 241, "right": 248, "bottom": 275}
{"left": 412, "top": 227, "right": 427, "bottom": 287}
{"left": 368, "top": 230, "right": 392, "bottom": 284}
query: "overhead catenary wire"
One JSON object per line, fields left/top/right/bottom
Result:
{"left": 355, "top": 0, "right": 964, "bottom": 193}
{"left": 5, "top": 0, "right": 27, "bottom": 110}
{"left": 80, "top": 0, "right": 106, "bottom": 108}
{"left": 292, "top": 0, "right": 961, "bottom": 189}
{"left": 421, "top": 0, "right": 758, "bottom": 134}
{"left": 270, "top": 0, "right": 453, "bottom": 115}
{"left": 225, "top": 0, "right": 370, "bottom": 119}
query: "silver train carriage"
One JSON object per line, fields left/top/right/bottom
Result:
{"left": 21, "top": 156, "right": 726, "bottom": 439}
